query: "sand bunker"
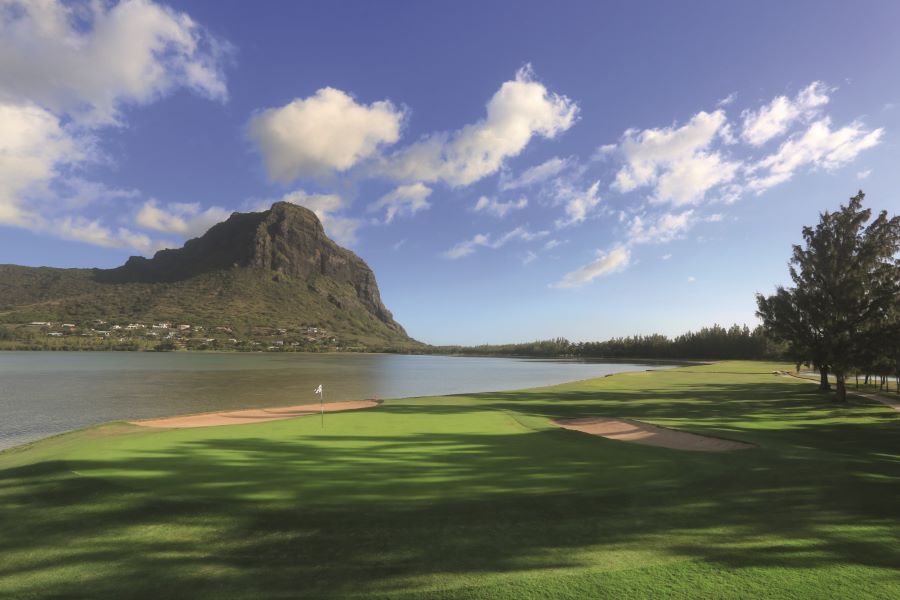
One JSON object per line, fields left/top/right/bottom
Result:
{"left": 132, "top": 400, "right": 380, "bottom": 429}
{"left": 554, "top": 417, "right": 754, "bottom": 452}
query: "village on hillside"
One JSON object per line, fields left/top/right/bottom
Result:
{"left": 0, "top": 320, "right": 342, "bottom": 352}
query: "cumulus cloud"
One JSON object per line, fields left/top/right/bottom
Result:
{"left": 383, "top": 65, "right": 577, "bottom": 187}
{"left": 610, "top": 110, "right": 739, "bottom": 206}
{"left": 0, "top": 0, "right": 229, "bottom": 125}
{"left": 473, "top": 195, "right": 528, "bottom": 218}
{"left": 0, "top": 0, "right": 229, "bottom": 254}
{"left": 551, "top": 244, "right": 631, "bottom": 288}
{"left": 627, "top": 210, "right": 694, "bottom": 244}
{"left": 248, "top": 88, "right": 405, "bottom": 182}
{"left": 499, "top": 156, "right": 571, "bottom": 191}
{"left": 136, "top": 200, "right": 230, "bottom": 238}
{"left": 741, "top": 82, "right": 829, "bottom": 146}
{"left": 554, "top": 180, "right": 601, "bottom": 227}
{"left": 443, "top": 226, "right": 549, "bottom": 259}
{"left": 0, "top": 102, "right": 86, "bottom": 226}
{"left": 857, "top": 169, "right": 872, "bottom": 180}
{"left": 275, "top": 189, "right": 361, "bottom": 245}
{"left": 746, "top": 118, "right": 883, "bottom": 193}
{"left": 368, "top": 182, "right": 432, "bottom": 223}
{"left": 53, "top": 216, "right": 169, "bottom": 254}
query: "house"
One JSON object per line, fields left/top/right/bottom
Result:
{"left": 178, "top": 324, "right": 191, "bottom": 331}
{"left": 30, "top": 321, "right": 51, "bottom": 326}
{"left": 48, "top": 332, "right": 63, "bottom": 337}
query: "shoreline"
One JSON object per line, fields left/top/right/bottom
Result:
{"left": 0, "top": 357, "right": 687, "bottom": 454}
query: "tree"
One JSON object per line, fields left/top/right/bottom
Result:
{"left": 756, "top": 287, "right": 831, "bottom": 390}
{"left": 759, "top": 191, "right": 900, "bottom": 402}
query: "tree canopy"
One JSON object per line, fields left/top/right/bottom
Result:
{"left": 757, "top": 191, "right": 900, "bottom": 401}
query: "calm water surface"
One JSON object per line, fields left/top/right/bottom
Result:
{"left": 0, "top": 352, "right": 675, "bottom": 450}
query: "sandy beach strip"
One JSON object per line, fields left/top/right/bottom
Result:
{"left": 131, "top": 399, "right": 380, "bottom": 429}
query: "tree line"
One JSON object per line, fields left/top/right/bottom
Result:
{"left": 756, "top": 191, "right": 900, "bottom": 401}
{"left": 431, "top": 323, "right": 782, "bottom": 361}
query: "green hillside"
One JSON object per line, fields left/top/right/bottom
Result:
{"left": 0, "top": 202, "right": 418, "bottom": 350}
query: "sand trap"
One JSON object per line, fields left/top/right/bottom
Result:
{"left": 554, "top": 417, "right": 754, "bottom": 452}
{"left": 132, "top": 400, "right": 380, "bottom": 429}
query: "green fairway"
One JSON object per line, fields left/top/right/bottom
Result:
{"left": 1, "top": 361, "right": 898, "bottom": 599}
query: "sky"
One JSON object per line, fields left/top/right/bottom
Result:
{"left": 1, "top": 0, "right": 899, "bottom": 345}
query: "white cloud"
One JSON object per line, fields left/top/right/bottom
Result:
{"left": 473, "top": 195, "right": 528, "bottom": 218}
{"left": 54, "top": 216, "right": 169, "bottom": 254}
{"left": 0, "top": 0, "right": 229, "bottom": 126}
{"left": 741, "top": 82, "right": 829, "bottom": 146}
{"left": 0, "top": 102, "right": 86, "bottom": 226}
{"left": 611, "top": 110, "right": 739, "bottom": 206}
{"left": 56, "top": 179, "right": 141, "bottom": 210}
{"left": 136, "top": 200, "right": 230, "bottom": 238}
{"left": 717, "top": 92, "right": 737, "bottom": 106}
{"left": 687, "top": 276, "right": 696, "bottom": 283}
{"left": 368, "top": 182, "right": 432, "bottom": 223}
{"left": 857, "top": 169, "right": 872, "bottom": 180}
{"left": 383, "top": 65, "right": 577, "bottom": 186}
{"left": 249, "top": 87, "right": 404, "bottom": 182}
{"left": 628, "top": 210, "right": 694, "bottom": 244}
{"left": 544, "top": 239, "right": 564, "bottom": 250}
{"left": 499, "top": 156, "right": 571, "bottom": 190}
{"left": 554, "top": 180, "right": 601, "bottom": 227}
{"left": 747, "top": 118, "right": 883, "bottom": 193}
{"left": 662, "top": 253, "right": 672, "bottom": 260}
{"left": 705, "top": 213, "right": 723, "bottom": 222}
{"left": 444, "top": 226, "right": 548, "bottom": 259}
{"left": 275, "top": 190, "right": 361, "bottom": 246}
{"left": 522, "top": 250, "right": 538, "bottom": 265}
{"left": 0, "top": 0, "right": 228, "bottom": 254}
{"left": 653, "top": 152, "right": 739, "bottom": 206}
{"left": 551, "top": 244, "right": 631, "bottom": 288}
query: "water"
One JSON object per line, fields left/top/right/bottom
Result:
{"left": 0, "top": 352, "right": 674, "bottom": 450}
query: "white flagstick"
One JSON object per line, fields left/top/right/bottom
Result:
{"left": 314, "top": 384, "right": 324, "bottom": 428}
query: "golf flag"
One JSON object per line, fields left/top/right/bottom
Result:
{"left": 315, "top": 384, "right": 324, "bottom": 428}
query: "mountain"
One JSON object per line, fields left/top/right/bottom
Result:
{"left": 0, "top": 202, "right": 416, "bottom": 349}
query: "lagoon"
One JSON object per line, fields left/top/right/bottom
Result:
{"left": 0, "top": 352, "right": 674, "bottom": 450}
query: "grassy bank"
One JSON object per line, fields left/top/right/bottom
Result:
{"left": 1, "top": 361, "right": 898, "bottom": 598}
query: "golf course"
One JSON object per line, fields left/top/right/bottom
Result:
{"left": 1, "top": 361, "right": 898, "bottom": 599}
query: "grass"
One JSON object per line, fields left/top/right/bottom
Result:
{"left": 1, "top": 361, "right": 898, "bottom": 598}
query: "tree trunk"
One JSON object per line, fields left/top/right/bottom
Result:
{"left": 864, "top": 374, "right": 870, "bottom": 385}
{"left": 819, "top": 367, "right": 831, "bottom": 391}
{"left": 835, "top": 373, "right": 847, "bottom": 402}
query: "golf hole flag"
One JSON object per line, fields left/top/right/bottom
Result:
{"left": 315, "top": 384, "right": 324, "bottom": 427}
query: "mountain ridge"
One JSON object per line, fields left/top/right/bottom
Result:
{"left": 0, "top": 202, "right": 415, "bottom": 349}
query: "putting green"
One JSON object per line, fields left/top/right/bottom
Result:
{"left": 1, "top": 361, "right": 898, "bottom": 599}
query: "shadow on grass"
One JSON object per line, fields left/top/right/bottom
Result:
{"left": 0, "top": 376, "right": 898, "bottom": 598}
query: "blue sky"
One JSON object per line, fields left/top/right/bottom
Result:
{"left": 1, "top": 1, "right": 899, "bottom": 344}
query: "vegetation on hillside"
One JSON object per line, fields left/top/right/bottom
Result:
{"left": 756, "top": 191, "right": 900, "bottom": 401}
{"left": 0, "top": 267, "right": 418, "bottom": 350}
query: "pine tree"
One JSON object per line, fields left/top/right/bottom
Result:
{"left": 761, "top": 191, "right": 900, "bottom": 402}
